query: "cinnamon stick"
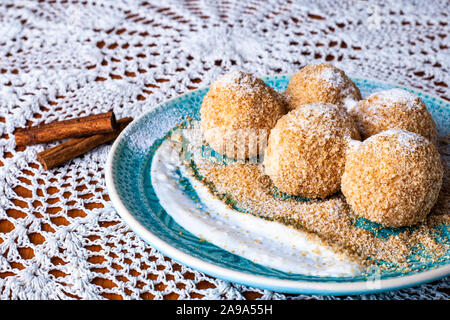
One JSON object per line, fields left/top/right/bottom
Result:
{"left": 37, "top": 117, "right": 133, "bottom": 170}
{"left": 15, "top": 110, "right": 117, "bottom": 146}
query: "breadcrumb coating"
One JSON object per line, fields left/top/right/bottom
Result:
{"left": 181, "top": 124, "right": 450, "bottom": 267}
{"left": 341, "top": 129, "right": 443, "bottom": 228}
{"left": 264, "top": 103, "right": 360, "bottom": 199}
{"left": 347, "top": 88, "right": 438, "bottom": 144}
{"left": 285, "top": 63, "right": 361, "bottom": 110}
{"left": 200, "top": 70, "right": 287, "bottom": 159}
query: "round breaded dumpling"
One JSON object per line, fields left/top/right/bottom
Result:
{"left": 285, "top": 63, "right": 361, "bottom": 111}
{"left": 348, "top": 88, "right": 437, "bottom": 143}
{"left": 341, "top": 129, "right": 443, "bottom": 228}
{"left": 264, "top": 103, "right": 361, "bottom": 199}
{"left": 200, "top": 70, "right": 287, "bottom": 159}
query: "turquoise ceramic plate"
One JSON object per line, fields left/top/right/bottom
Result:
{"left": 105, "top": 75, "right": 450, "bottom": 295}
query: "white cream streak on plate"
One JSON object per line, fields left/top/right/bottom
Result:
{"left": 151, "top": 137, "right": 364, "bottom": 277}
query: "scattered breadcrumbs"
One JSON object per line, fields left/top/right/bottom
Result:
{"left": 179, "top": 122, "right": 449, "bottom": 272}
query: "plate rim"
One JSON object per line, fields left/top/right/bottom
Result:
{"left": 105, "top": 75, "right": 450, "bottom": 295}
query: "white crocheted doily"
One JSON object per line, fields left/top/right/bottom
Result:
{"left": 0, "top": 0, "right": 448, "bottom": 300}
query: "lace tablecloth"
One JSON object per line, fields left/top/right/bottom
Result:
{"left": 0, "top": 0, "right": 449, "bottom": 300}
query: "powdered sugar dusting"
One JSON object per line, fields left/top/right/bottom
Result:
{"left": 368, "top": 88, "right": 421, "bottom": 111}
{"left": 366, "top": 129, "right": 426, "bottom": 152}
{"left": 285, "top": 103, "right": 352, "bottom": 137}
{"left": 214, "top": 70, "right": 260, "bottom": 94}
{"left": 318, "top": 67, "right": 360, "bottom": 103}
{"left": 319, "top": 67, "right": 346, "bottom": 88}
{"left": 344, "top": 97, "right": 359, "bottom": 113}
{"left": 380, "top": 88, "right": 417, "bottom": 101}
{"left": 345, "top": 137, "right": 362, "bottom": 155}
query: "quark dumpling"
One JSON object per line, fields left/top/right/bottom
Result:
{"left": 200, "top": 70, "right": 287, "bottom": 159}
{"left": 347, "top": 88, "right": 437, "bottom": 143}
{"left": 264, "top": 103, "right": 360, "bottom": 199}
{"left": 285, "top": 63, "right": 361, "bottom": 111}
{"left": 341, "top": 129, "right": 443, "bottom": 228}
